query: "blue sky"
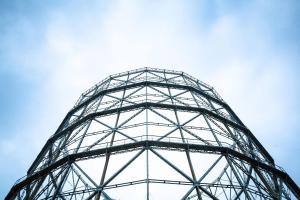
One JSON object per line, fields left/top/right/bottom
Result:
{"left": 0, "top": 0, "right": 300, "bottom": 198}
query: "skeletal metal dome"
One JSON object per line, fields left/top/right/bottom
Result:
{"left": 6, "top": 67, "right": 300, "bottom": 199}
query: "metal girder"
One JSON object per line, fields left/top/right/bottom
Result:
{"left": 28, "top": 79, "right": 274, "bottom": 175}
{"left": 6, "top": 140, "right": 300, "bottom": 200}
{"left": 29, "top": 101, "right": 274, "bottom": 175}
{"left": 8, "top": 68, "right": 299, "bottom": 200}
{"left": 67, "top": 80, "right": 274, "bottom": 163}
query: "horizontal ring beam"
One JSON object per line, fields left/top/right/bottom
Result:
{"left": 28, "top": 101, "right": 274, "bottom": 175}
{"left": 6, "top": 141, "right": 299, "bottom": 200}
{"left": 71, "top": 81, "right": 222, "bottom": 117}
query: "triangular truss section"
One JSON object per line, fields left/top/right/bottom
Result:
{"left": 6, "top": 68, "right": 299, "bottom": 200}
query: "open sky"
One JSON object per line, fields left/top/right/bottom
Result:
{"left": 0, "top": 0, "right": 300, "bottom": 198}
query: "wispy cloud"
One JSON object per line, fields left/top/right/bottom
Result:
{"left": 0, "top": 0, "right": 299, "bottom": 198}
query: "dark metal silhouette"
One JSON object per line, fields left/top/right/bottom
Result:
{"left": 6, "top": 68, "right": 300, "bottom": 199}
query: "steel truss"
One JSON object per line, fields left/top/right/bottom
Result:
{"left": 6, "top": 67, "right": 300, "bottom": 200}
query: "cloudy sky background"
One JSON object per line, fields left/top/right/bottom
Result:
{"left": 0, "top": 0, "right": 299, "bottom": 198}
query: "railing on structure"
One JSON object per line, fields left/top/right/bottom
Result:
{"left": 74, "top": 68, "right": 224, "bottom": 109}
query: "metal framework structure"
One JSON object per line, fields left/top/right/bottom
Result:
{"left": 6, "top": 67, "right": 300, "bottom": 200}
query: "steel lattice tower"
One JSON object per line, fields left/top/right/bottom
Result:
{"left": 6, "top": 68, "right": 300, "bottom": 200}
